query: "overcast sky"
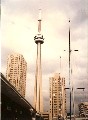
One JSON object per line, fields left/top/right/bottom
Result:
{"left": 1, "top": 0, "right": 88, "bottom": 112}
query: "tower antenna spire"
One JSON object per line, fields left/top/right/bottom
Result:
{"left": 39, "top": 9, "right": 41, "bottom": 20}
{"left": 60, "top": 56, "right": 61, "bottom": 74}
{"left": 38, "top": 9, "right": 42, "bottom": 33}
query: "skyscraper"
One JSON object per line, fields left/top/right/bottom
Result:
{"left": 49, "top": 73, "right": 66, "bottom": 120}
{"left": 34, "top": 10, "right": 44, "bottom": 113}
{"left": 78, "top": 102, "right": 88, "bottom": 117}
{"left": 6, "top": 53, "right": 27, "bottom": 97}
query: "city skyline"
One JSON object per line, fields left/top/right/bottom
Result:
{"left": 1, "top": 0, "right": 88, "bottom": 112}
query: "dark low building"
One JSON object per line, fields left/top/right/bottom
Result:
{"left": 1, "top": 73, "right": 36, "bottom": 120}
{"left": 42, "top": 112, "right": 49, "bottom": 120}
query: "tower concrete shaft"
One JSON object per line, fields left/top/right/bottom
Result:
{"left": 34, "top": 9, "right": 44, "bottom": 113}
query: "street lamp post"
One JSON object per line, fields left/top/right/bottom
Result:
{"left": 64, "top": 20, "right": 78, "bottom": 120}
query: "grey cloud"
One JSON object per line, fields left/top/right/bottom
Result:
{"left": 69, "top": 0, "right": 88, "bottom": 29}
{"left": 27, "top": 63, "right": 35, "bottom": 74}
{"left": 43, "top": 93, "right": 49, "bottom": 104}
{"left": 42, "top": 60, "right": 58, "bottom": 75}
{"left": 57, "top": 0, "right": 88, "bottom": 28}
{"left": 74, "top": 90, "right": 88, "bottom": 103}
{"left": 1, "top": 0, "right": 7, "bottom": 4}
{"left": 2, "top": 0, "right": 39, "bottom": 18}
{"left": 75, "top": 61, "right": 88, "bottom": 70}
{"left": 2, "top": 0, "right": 88, "bottom": 32}
{"left": 25, "top": 95, "right": 33, "bottom": 106}
{"left": 74, "top": 79, "right": 88, "bottom": 89}
{"left": 43, "top": 95, "right": 49, "bottom": 111}
{"left": 73, "top": 9, "right": 88, "bottom": 28}
{"left": 44, "top": 101, "right": 49, "bottom": 112}
{"left": 44, "top": 96, "right": 49, "bottom": 102}
{"left": 1, "top": 46, "right": 14, "bottom": 67}
{"left": 2, "top": 0, "right": 87, "bottom": 18}
{"left": 73, "top": 72, "right": 87, "bottom": 81}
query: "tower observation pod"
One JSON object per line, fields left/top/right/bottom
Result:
{"left": 34, "top": 10, "right": 44, "bottom": 44}
{"left": 34, "top": 9, "right": 44, "bottom": 113}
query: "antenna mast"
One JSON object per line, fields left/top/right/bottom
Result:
{"left": 38, "top": 9, "right": 42, "bottom": 33}
{"left": 60, "top": 56, "right": 61, "bottom": 74}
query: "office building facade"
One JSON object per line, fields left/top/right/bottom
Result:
{"left": 6, "top": 53, "right": 27, "bottom": 97}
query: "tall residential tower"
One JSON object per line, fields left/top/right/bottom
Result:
{"left": 49, "top": 73, "right": 66, "bottom": 120}
{"left": 6, "top": 53, "right": 27, "bottom": 97}
{"left": 34, "top": 10, "right": 44, "bottom": 113}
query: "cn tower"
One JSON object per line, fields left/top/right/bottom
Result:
{"left": 34, "top": 9, "right": 44, "bottom": 113}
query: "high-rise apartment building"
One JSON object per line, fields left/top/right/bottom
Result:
{"left": 49, "top": 73, "right": 66, "bottom": 120}
{"left": 6, "top": 53, "right": 27, "bottom": 97}
{"left": 78, "top": 102, "right": 88, "bottom": 118}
